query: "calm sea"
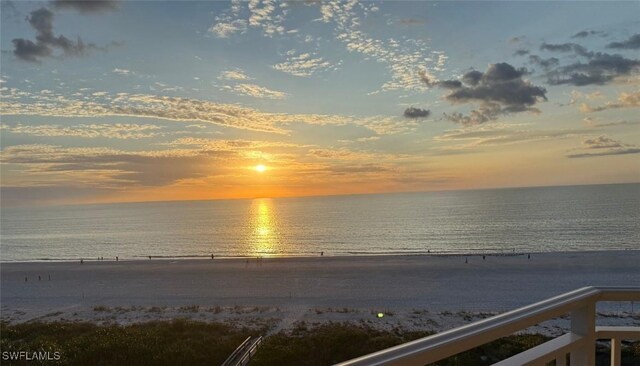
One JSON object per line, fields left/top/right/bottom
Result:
{"left": 1, "top": 184, "right": 638, "bottom": 261}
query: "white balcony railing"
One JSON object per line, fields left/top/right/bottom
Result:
{"left": 335, "top": 286, "right": 640, "bottom": 366}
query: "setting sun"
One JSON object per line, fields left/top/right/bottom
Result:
{"left": 255, "top": 164, "right": 267, "bottom": 173}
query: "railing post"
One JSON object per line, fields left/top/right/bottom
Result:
{"left": 610, "top": 337, "right": 621, "bottom": 366}
{"left": 556, "top": 353, "right": 567, "bottom": 366}
{"left": 570, "top": 302, "right": 595, "bottom": 366}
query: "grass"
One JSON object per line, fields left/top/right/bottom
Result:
{"left": 0, "top": 320, "right": 255, "bottom": 366}
{"left": 1, "top": 321, "right": 638, "bottom": 366}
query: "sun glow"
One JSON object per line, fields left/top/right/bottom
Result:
{"left": 255, "top": 164, "right": 267, "bottom": 173}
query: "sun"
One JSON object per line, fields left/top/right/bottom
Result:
{"left": 255, "top": 164, "right": 267, "bottom": 173}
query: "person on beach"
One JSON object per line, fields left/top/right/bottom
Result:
{"left": 465, "top": 257, "right": 468, "bottom": 264}
{"left": 528, "top": 254, "right": 531, "bottom": 260}
{"left": 211, "top": 254, "right": 214, "bottom": 259}
{"left": 321, "top": 251, "right": 324, "bottom": 256}
{"left": 149, "top": 256, "right": 152, "bottom": 260}
{"left": 116, "top": 256, "right": 119, "bottom": 261}
{"left": 80, "top": 259, "right": 83, "bottom": 264}
{"left": 483, "top": 255, "right": 486, "bottom": 260}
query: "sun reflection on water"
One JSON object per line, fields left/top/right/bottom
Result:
{"left": 249, "top": 198, "right": 282, "bottom": 256}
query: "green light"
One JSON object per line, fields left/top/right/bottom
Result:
{"left": 377, "top": 312, "right": 384, "bottom": 318}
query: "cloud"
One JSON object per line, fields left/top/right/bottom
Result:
{"left": 433, "top": 123, "right": 589, "bottom": 150}
{"left": 207, "top": 1, "right": 442, "bottom": 93}
{"left": 461, "top": 70, "right": 483, "bottom": 86}
{"left": 579, "top": 91, "right": 640, "bottom": 113}
{"left": 209, "top": 19, "right": 248, "bottom": 38}
{"left": 567, "top": 136, "right": 640, "bottom": 158}
{"left": 1, "top": 123, "right": 163, "bottom": 139}
{"left": 165, "top": 137, "right": 305, "bottom": 151}
{"left": 112, "top": 68, "right": 132, "bottom": 75}
{"left": 536, "top": 40, "right": 640, "bottom": 86}
{"left": 540, "top": 42, "right": 593, "bottom": 57}
{"left": 403, "top": 107, "right": 430, "bottom": 119}
{"left": 12, "top": 38, "right": 51, "bottom": 63}
{"left": 606, "top": 34, "right": 640, "bottom": 50}
{"left": 584, "top": 119, "right": 640, "bottom": 128}
{"left": 437, "top": 79, "right": 463, "bottom": 89}
{"left": 0, "top": 144, "right": 229, "bottom": 187}
{"left": 309, "top": 148, "right": 378, "bottom": 160}
{"left": 528, "top": 55, "right": 559, "bottom": 69}
{"left": 320, "top": 1, "right": 442, "bottom": 93}
{"left": 12, "top": 7, "right": 109, "bottom": 62}
{"left": 272, "top": 50, "right": 337, "bottom": 77}
{"left": 548, "top": 52, "right": 640, "bottom": 86}
{"left": 1, "top": 88, "right": 416, "bottom": 136}
{"left": 440, "top": 63, "right": 547, "bottom": 125}
{"left": 209, "top": 0, "right": 286, "bottom": 38}
{"left": 53, "top": 0, "right": 119, "bottom": 13}
{"left": 571, "top": 30, "right": 606, "bottom": 39}
{"left": 513, "top": 49, "right": 530, "bottom": 56}
{"left": 571, "top": 30, "right": 608, "bottom": 38}
{"left": 225, "top": 83, "right": 288, "bottom": 99}
{"left": 582, "top": 135, "right": 624, "bottom": 149}
{"left": 218, "top": 69, "right": 251, "bottom": 80}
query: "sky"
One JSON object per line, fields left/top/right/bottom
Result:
{"left": 1, "top": 0, "right": 639, "bottom": 206}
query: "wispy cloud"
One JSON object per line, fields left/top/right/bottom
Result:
{"left": 579, "top": 91, "right": 640, "bottom": 113}
{"left": 218, "top": 69, "right": 251, "bottom": 81}
{"left": 1, "top": 123, "right": 163, "bottom": 139}
{"left": 209, "top": 19, "right": 248, "bottom": 38}
{"left": 1, "top": 88, "right": 414, "bottom": 136}
{"left": 433, "top": 123, "right": 587, "bottom": 150}
{"left": 112, "top": 68, "right": 133, "bottom": 76}
{"left": 272, "top": 50, "right": 337, "bottom": 77}
{"left": 0, "top": 144, "right": 229, "bottom": 187}
{"left": 224, "top": 83, "right": 288, "bottom": 99}
{"left": 567, "top": 136, "right": 640, "bottom": 158}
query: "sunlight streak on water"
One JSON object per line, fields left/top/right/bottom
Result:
{"left": 249, "top": 199, "right": 282, "bottom": 256}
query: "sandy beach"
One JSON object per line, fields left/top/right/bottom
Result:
{"left": 2, "top": 251, "right": 639, "bottom": 335}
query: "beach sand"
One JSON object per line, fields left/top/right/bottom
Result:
{"left": 2, "top": 251, "right": 639, "bottom": 335}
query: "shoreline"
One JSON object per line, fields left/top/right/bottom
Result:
{"left": 2, "top": 248, "right": 638, "bottom": 264}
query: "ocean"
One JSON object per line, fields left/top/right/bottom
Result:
{"left": 1, "top": 183, "right": 638, "bottom": 261}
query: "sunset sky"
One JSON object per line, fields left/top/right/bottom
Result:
{"left": 1, "top": 0, "right": 639, "bottom": 206}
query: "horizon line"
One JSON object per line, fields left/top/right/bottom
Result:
{"left": 3, "top": 181, "right": 638, "bottom": 209}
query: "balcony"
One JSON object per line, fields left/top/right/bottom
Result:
{"left": 335, "top": 286, "right": 640, "bottom": 366}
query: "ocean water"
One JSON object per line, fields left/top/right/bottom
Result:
{"left": 1, "top": 183, "right": 638, "bottom": 261}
